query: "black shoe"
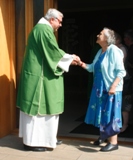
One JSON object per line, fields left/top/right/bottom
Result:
{"left": 93, "top": 137, "right": 104, "bottom": 145}
{"left": 23, "top": 144, "right": 47, "bottom": 152}
{"left": 100, "top": 143, "right": 118, "bottom": 152}
{"left": 56, "top": 140, "right": 63, "bottom": 145}
{"left": 46, "top": 147, "right": 54, "bottom": 151}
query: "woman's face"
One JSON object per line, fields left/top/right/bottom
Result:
{"left": 96, "top": 30, "right": 107, "bottom": 46}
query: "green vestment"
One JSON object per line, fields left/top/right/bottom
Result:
{"left": 17, "top": 23, "right": 66, "bottom": 116}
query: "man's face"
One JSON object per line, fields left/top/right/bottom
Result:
{"left": 50, "top": 16, "right": 63, "bottom": 32}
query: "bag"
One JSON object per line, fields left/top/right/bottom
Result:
{"left": 123, "top": 77, "right": 133, "bottom": 96}
{"left": 100, "top": 119, "right": 120, "bottom": 141}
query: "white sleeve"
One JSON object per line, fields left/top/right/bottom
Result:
{"left": 57, "top": 54, "right": 74, "bottom": 72}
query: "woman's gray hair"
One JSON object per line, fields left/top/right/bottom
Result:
{"left": 45, "top": 8, "right": 63, "bottom": 20}
{"left": 103, "top": 27, "right": 116, "bottom": 46}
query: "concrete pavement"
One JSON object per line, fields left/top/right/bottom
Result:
{"left": 0, "top": 134, "right": 133, "bottom": 160}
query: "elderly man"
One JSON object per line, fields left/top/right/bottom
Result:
{"left": 17, "top": 8, "right": 80, "bottom": 151}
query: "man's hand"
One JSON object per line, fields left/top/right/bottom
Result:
{"left": 71, "top": 54, "right": 81, "bottom": 65}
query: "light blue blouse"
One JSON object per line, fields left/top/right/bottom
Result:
{"left": 86, "top": 44, "right": 126, "bottom": 91}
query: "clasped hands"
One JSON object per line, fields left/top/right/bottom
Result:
{"left": 71, "top": 54, "right": 82, "bottom": 66}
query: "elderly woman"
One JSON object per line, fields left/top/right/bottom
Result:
{"left": 79, "top": 27, "right": 126, "bottom": 152}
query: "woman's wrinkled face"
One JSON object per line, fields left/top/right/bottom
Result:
{"left": 96, "top": 30, "right": 107, "bottom": 45}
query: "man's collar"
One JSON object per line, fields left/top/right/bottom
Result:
{"left": 38, "top": 17, "right": 52, "bottom": 29}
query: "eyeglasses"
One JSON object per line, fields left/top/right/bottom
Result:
{"left": 55, "top": 18, "right": 62, "bottom": 24}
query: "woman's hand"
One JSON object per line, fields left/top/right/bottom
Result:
{"left": 108, "top": 77, "right": 121, "bottom": 95}
{"left": 108, "top": 86, "right": 116, "bottom": 95}
{"left": 77, "top": 61, "right": 86, "bottom": 69}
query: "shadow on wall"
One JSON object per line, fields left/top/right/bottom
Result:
{"left": 0, "top": 75, "right": 16, "bottom": 138}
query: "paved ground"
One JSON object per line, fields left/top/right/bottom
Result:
{"left": 0, "top": 134, "right": 133, "bottom": 160}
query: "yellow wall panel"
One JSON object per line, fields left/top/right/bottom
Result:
{"left": 0, "top": 0, "right": 16, "bottom": 138}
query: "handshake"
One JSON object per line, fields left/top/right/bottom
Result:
{"left": 71, "top": 54, "right": 84, "bottom": 67}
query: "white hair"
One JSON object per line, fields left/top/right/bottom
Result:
{"left": 45, "top": 8, "right": 63, "bottom": 20}
{"left": 104, "top": 27, "right": 116, "bottom": 45}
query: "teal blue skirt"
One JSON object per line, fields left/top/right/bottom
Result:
{"left": 85, "top": 52, "right": 122, "bottom": 129}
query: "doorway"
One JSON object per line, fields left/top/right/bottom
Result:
{"left": 57, "top": 3, "right": 133, "bottom": 138}
{"left": 15, "top": 0, "right": 133, "bottom": 138}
